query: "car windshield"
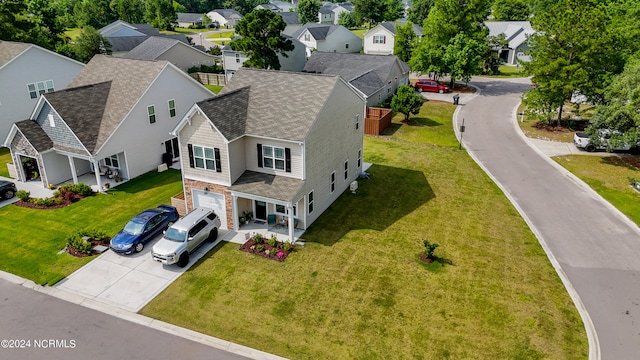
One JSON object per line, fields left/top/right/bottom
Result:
{"left": 164, "top": 227, "right": 187, "bottom": 242}
{"left": 123, "top": 220, "right": 145, "bottom": 235}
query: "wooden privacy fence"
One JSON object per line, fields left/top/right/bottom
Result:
{"left": 190, "top": 72, "right": 226, "bottom": 86}
{"left": 364, "top": 107, "right": 393, "bottom": 135}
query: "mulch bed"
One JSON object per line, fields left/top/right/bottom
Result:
{"left": 239, "top": 238, "right": 294, "bottom": 262}
{"left": 532, "top": 119, "right": 588, "bottom": 133}
{"left": 13, "top": 193, "right": 89, "bottom": 210}
{"left": 66, "top": 238, "right": 110, "bottom": 258}
{"left": 419, "top": 253, "right": 435, "bottom": 263}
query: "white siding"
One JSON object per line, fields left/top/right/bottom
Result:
{"left": 316, "top": 27, "right": 362, "bottom": 54}
{"left": 159, "top": 44, "right": 219, "bottom": 71}
{"left": 244, "top": 136, "right": 303, "bottom": 179}
{"left": 363, "top": 27, "right": 395, "bottom": 55}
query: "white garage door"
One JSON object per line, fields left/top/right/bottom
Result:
{"left": 192, "top": 190, "right": 227, "bottom": 229}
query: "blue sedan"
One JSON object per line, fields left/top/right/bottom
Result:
{"left": 110, "top": 204, "right": 179, "bottom": 254}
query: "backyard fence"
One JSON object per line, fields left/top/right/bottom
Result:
{"left": 365, "top": 107, "right": 393, "bottom": 135}
{"left": 190, "top": 72, "right": 226, "bottom": 86}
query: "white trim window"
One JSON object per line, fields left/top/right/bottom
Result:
{"left": 104, "top": 154, "right": 119, "bottom": 168}
{"left": 344, "top": 160, "right": 348, "bottom": 180}
{"left": 235, "top": 53, "right": 241, "bottom": 63}
{"left": 304, "top": 33, "right": 310, "bottom": 41}
{"left": 193, "top": 145, "right": 216, "bottom": 170}
{"left": 148, "top": 105, "right": 156, "bottom": 124}
{"left": 168, "top": 99, "right": 176, "bottom": 117}
{"left": 27, "top": 80, "right": 54, "bottom": 99}
{"left": 330, "top": 171, "right": 336, "bottom": 193}
{"left": 355, "top": 114, "right": 359, "bottom": 129}
{"left": 262, "top": 145, "right": 285, "bottom": 170}
{"left": 373, "top": 35, "right": 385, "bottom": 44}
{"left": 308, "top": 191, "right": 314, "bottom": 214}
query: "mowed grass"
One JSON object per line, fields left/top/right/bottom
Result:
{"left": 141, "top": 103, "right": 587, "bottom": 359}
{"left": 204, "top": 84, "right": 223, "bottom": 94}
{"left": 554, "top": 155, "right": 640, "bottom": 225}
{"left": 206, "top": 31, "right": 234, "bottom": 39}
{"left": 0, "top": 170, "right": 183, "bottom": 285}
{"left": 0, "top": 147, "right": 11, "bottom": 178}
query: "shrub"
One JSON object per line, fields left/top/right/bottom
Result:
{"left": 253, "top": 233, "right": 264, "bottom": 244}
{"left": 32, "top": 197, "right": 56, "bottom": 206}
{"left": 66, "top": 232, "right": 92, "bottom": 254}
{"left": 267, "top": 236, "right": 277, "bottom": 247}
{"left": 256, "top": 244, "right": 264, "bottom": 252}
{"left": 16, "top": 190, "right": 30, "bottom": 201}
{"left": 283, "top": 242, "right": 293, "bottom": 252}
{"left": 81, "top": 228, "right": 109, "bottom": 244}
{"left": 423, "top": 239, "right": 439, "bottom": 258}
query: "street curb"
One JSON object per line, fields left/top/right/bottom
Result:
{"left": 0, "top": 269, "right": 288, "bottom": 360}
{"left": 452, "top": 85, "right": 600, "bottom": 360}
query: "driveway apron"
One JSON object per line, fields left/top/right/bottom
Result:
{"left": 457, "top": 77, "right": 640, "bottom": 360}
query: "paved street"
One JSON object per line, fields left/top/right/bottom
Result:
{"left": 0, "top": 278, "right": 251, "bottom": 360}
{"left": 458, "top": 76, "right": 640, "bottom": 360}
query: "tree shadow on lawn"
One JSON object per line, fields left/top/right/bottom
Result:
{"left": 405, "top": 116, "right": 443, "bottom": 127}
{"left": 110, "top": 169, "right": 182, "bottom": 194}
{"left": 302, "top": 164, "right": 434, "bottom": 246}
{"left": 600, "top": 155, "right": 640, "bottom": 171}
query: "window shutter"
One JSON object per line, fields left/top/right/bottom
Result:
{"left": 187, "top": 144, "right": 194, "bottom": 168}
{"left": 214, "top": 148, "right": 221, "bottom": 172}
{"left": 257, "top": 143, "right": 263, "bottom": 168}
{"left": 285, "top": 147, "right": 291, "bottom": 173}
{"left": 383, "top": 36, "right": 386, "bottom": 44}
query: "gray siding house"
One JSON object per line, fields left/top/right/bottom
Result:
{"left": 4, "top": 55, "right": 213, "bottom": 190}
{"left": 124, "top": 36, "right": 220, "bottom": 71}
{"left": 0, "top": 41, "right": 84, "bottom": 143}
{"left": 172, "top": 68, "right": 365, "bottom": 241}
{"left": 292, "top": 24, "right": 362, "bottom": 57}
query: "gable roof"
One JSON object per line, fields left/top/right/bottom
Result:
{"left": 318, "top": 6, "right": 333, "bottom": 14}
{"left": 13, "top": 120, "right": 54, "bottom": 152}
{"left": 484, "top": 21, "right": 532, "bottom": 37}
{"left": 292, "top": 24, "right": 341, "bottom": 40}
{"left": 210, "top": 9, "right": 243, "bottom": 19}
{"left": 52, "top": 55, "right": 167, "bottom": 153}
{"left": 123, "top": 36, "right": 205, "bottom": 60}
{"left": 302, "top": 52, "right": 409, "bottom": 97}
{"left": 0, "top": 41, "right": 31, "bottom": 69}
{"left": 376, "top": 22, "right": 423, "bottom": 37}
{"left": 177, "top": 13, "right": 204, "bottom": 23}
{"left": 203, "top": 68, "right": 342, "bottom": 142}
{"left": 276, "top": 11, "right": 300, "bottom": 25}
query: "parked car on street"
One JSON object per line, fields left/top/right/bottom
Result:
{"left": 110, "top": 204, "right": 179, "bottom": 254}
{"left": 413, "top": 79, "right": 449, "bottom": 93}
{"left": 573, "top": 130, "right": 635, "bottom": 152}
{"left": 0, "top": 180, "right": 17, "bottom": 200}
{"left": 152, "top": 207, "right": 221, "bottom": 267}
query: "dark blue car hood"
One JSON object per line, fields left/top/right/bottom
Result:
{"left": 111, "top": 231, "right": 139, "bottom": 245}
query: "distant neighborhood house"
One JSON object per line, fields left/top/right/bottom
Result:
{"left": 484, "top": 21, "right": 535, "bottom": 65}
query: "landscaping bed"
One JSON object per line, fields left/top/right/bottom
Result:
{"left": 239, "top": 234, "right": 294, "bottom": 262}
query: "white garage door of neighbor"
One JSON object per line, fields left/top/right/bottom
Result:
{"left": 192, "top": 190, "right": 227, "bottom": 229}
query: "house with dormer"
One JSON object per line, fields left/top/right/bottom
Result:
{"left": 171, "top": 68, "right": 365, "bottom": 241}
{"left": 4, "top": 55, "right": 212, "bottom": 190}
{"left": 0, "top": 41, "right": 84, "bottom": 143}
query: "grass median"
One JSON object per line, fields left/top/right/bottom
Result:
{"left": 141, "top": 101, "right": 587, "bottom": 359}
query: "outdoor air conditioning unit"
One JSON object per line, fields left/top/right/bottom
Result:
{"left": 350, "top": 180, "right": 358, "bottom": 194}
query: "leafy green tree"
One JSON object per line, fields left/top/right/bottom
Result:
{"left": 492, "top": 0, "right": 530, "bottom": 21}
{"left": 173, "top": 0, "right": 186, "bottom": 13}
{"left": 0, "top": 0, "right": 31, "bottom": 42}
{"left": 109, "top": 0, "right": 145, "bottom": 24}
{"left": 74, "top": 0, "right": 116, "bottom": 28}
{"left": 297, "top": 0, "right": 320, "bottom": 24}
{"left": 443, "top": 33, "right": 487, "bottom": 84}
{"left": 201, "top": 12, "right": 212, "bottom": 27}
{"left": 407, "top": 0, "right": 433, "bottom": 26}
{"left": 393, "top": 21, "right": 416, "bottom": 62}
{"left": 391, "top": 85, "right": 425, "bottom": 122}
{"left": 382, "top": 0, "right": 404, "bottom": 22}
{"left": 144, "top": 0, "right": 176, "bottom": 30}
{"left": 337, "top": 11, "right": 357, "bottom": 28}
{"left": 526, "top": 0, "right": 556, "bottom": 15}
{"left": 352, "top": 0, "right": 403, "bottom": 27}
{"left": 587, "top": 55, "right": 640, "bottom": 148}
{"left": 230, "top": 9, "right": 294, "bottom": 70}
{"left": 482, "top": 34, "right": 508, "bottom": 75}
{"left": 74, "top": 26, "right": 112, "bottom": 62}
{"left": 222, "top": 0, "right": 265, "bottom": 15}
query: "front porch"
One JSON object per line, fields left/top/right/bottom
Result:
{"left": 222, "top": 220, "right": 305, "bottom": 245}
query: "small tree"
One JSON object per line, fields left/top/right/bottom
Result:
{"left": 74, "top": 26, "right": 112, "bottom": 63}
{"left": 297, "top": 0, "right": 320, "bottom": 24}
{"left": 423, "top": 240, "right": 439, "bottom": 259}
{"left": 391, "top": 85, "right": 425, "bottom": 122}
{"left": 201, "top": 13, "right": 211, "bottom": 28}
{"left": 337, "top": 11, "right": 357, "bottom": 29}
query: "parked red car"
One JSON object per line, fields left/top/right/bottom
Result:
{"left": 414, "top": 79, "right": 449, "bottom": 94}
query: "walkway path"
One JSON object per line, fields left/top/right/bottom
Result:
{"left": 457, "top": 76, "right": 640, "bottom": 360}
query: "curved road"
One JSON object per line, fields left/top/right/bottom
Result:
{"left": 457, "top": 77, "right": 640, "bottom": 360}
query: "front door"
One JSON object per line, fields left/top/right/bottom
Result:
{"left": 255, "top": 200, "right": 266, "bottom": 221}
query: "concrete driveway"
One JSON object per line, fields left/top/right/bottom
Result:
{"left": 457, "top": 76, "right": 640, "bottom": 360}
{"left": 55, "top": 230, "right": 235, "bottom": 312}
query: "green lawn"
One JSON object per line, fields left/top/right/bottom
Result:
{"left": 205, "top": 84, "right": 223, "bottom": 94}
{"left": 141, "top": 102, "right": 587, "bottom": 359}
{"left": 350, "top": 28, "right": 366, "bottom": 39}
{"left": 0, "top": 147, "right": 11, "bottom": 178}
{"left": 206, "top": 31, "right": 234, "bottom": 39}
{"left": 64, "top": 28, "right": 82, "bottom": 41}
{"left": 0, "top": 170, "right": 183, "bottom": 285}
{"left": 554, "top": 155, "right": 640, "bottom": 225}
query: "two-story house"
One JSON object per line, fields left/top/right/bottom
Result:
{"left": 0, "top": 41, "right": 84, "bottom": 142}
{"left": 4, "top": 55, "right": 212, "bottom": 190}
{"left": 318, "top": 6, "right": 335, "bottom": 24}
{"left": 363, "top": 22, "right": 423, "bottom": 56}
{"left": 172, "top": 68, "right": 365, "bottom": 242}
{"left": 207, "top": 9, "right": 243, "bottom": 28}
{"left": 123, "top": 36, "right": 220, "bottom": 72}
{"left": 99, "top": 20, "right": 188, "bottom": 57}
{"left": 292, "top": 24, "right": 362, "bottom": 58}
{"left": 484, "top": 21, "right": 535, "bottom": 65}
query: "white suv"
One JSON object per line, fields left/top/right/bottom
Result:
{"left": 151, "top": 208, "right": 221, "bottom": 267}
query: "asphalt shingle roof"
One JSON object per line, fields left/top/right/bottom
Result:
{"left": 276, "top": 11, "right": 300, "bottom": 25}
{"left": 210, "top": 68, "right": 341, "bottom": 142}
{"left": 14, "top": 120, "right": 53, "bottom": 152}
{"left": 211, "top": 9, "right": 243, "bottom": 19}
{"left": 196, "top": 87, "right": 250, "bottom": 141}
{"left": 61, "top": 55, "right": 167, "bottom": 154}
{"left": 378, "top": 22, "right": 423, "bottom": 36}
{"left": 0, "top": 41, "right": 31, "bottom": 69}
{"left": 228, "top": 170, "right": 305, "bottom": 202}
{"left": 177, "top": 13, "right": 204, "bottom": 23}
{"left": 123, "top": 36, "right": 181, "bottom": 60}
{"left": 292, "top": 24, "right": 340, "bottom": 40}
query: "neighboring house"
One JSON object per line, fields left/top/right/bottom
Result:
{"left": 207, "top": 9, "right": 243, "bottom": 28}
{"left": 3, "top": 55, "right": 213, "bottom": 190}
{"left": 123, "top": 36, "right": 219, "bottom": 72}
{"left": 255, "top": 3, "right": 280, "bottom": 11}
{"left": 0, "top": 40, "right": 84, "bottom": 143}
{"left": 176, "top": 13, "right": 204, "bottom": 28}
{"left": 303, "top": 52, "right": 410, "bottom": 107}
{"left": 221, "top": 35, "right": 306, "bottom": 82}
{"left": 484, "top": 21, "right": 535, "bottom": 65}
{"left": 99, "top": 20, "right": 188, "bottom": 56}
{"left": 318, "top": 6, "right": 335, "bottom": 24}
{"left": 171, "top": 68, "right": 365, "bottom": 241}
{"left": 363, "top": 22, "right": 423, "bottom": 55}
{"left": 292, "top": 24, "right": 362, "bottom": 57}
{"left": 329, "top": 2, "right": 354, "bottom": 25}
{"left": 276, "top": 11, "right": 302, "bottom": 36}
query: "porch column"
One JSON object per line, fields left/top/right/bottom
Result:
{"left": 232, "top": 194, "right": 239, "bottom": 231}
{"left": 67, "top": 155, "right": 78, "bottom": 184}
{"left": 287, "top": 204, "right": 294, "bottom": 243}
{"left": 92, "top": 159, "right": 103, "bottom": 191}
